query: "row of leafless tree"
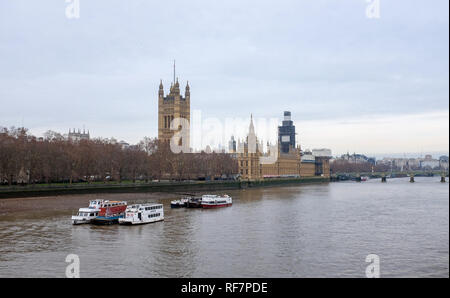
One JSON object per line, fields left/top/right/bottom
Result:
{"left": 0, "top": 127, "right": 238, "bottom": 186}
{"left": 330, "top": 159, "right": 390, "bottom": 173}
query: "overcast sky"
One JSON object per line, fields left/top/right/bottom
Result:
{"left": 0, "top": 0, "right": 448, "bottom": 156}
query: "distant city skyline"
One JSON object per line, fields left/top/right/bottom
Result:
{"left": 0, "top": 1, "right": 448, "bottom": 155}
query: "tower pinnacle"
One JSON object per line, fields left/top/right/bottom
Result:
{"left": 159, "top": 79, "right": 164, "bottom": 96}
{"left": 249, "top": 114, "right": 255, "bottom": 135}
{"left": 173, "top": 59, "right": 176, "bottom": 85}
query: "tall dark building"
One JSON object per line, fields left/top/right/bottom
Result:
{"left": 278, "top": 111, "right": 296, "bottom": 153}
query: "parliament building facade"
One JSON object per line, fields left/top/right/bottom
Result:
{"left": 237, "top": 112, "right": 331, "bottom": 180}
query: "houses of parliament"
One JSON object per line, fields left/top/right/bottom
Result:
{"left": 157, "top": 74, "right": 330, "bottom": 180}
{"left": 233, "top": 112, "right": 331, "bottom": 180}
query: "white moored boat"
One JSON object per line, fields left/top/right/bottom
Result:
{"left": 118, "top": 203, "right": 164, "bottom": 225}
{"left": 71, "top": 200, "right": 103, "bottom": 225}
{"left": 201, "top": 194, "right": 232, "bottom": 208}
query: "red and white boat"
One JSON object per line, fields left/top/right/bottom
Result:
{"left": 201, "top": 194, "right": 232, "bottom": 208}
{"left": 91, "top": 200, "right": 128, "bottom": 224}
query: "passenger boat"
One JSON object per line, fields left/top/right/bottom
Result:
{"left": 170, "top": 200, "right": 183, "bottom": 208}
{"left": 186, "top": 196, "right": 203, "bottom": 208}
{"left": 170, "top": 197, "right": 188, "bottom": 208}
{"left": 91, "top": 200, "right": 127, "bottom": 225}
{"left": 71, "top": 200, "right": 103, "bottom": 225}
{"left": 119, "top": 203, "right": 164, "bottom": 225}
{"left": 201, "top": 194, "right": 232, "bottom": 208}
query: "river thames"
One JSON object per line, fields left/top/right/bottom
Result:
{"left": 0, "top": 177, "right": 448, "bottom": 278}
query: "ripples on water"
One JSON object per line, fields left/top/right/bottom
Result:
{"left": 0, "top": 177, "right": 448, "bottom": 277}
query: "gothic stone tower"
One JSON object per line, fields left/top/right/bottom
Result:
{"left": 238, "top": 115, "right": 263, "bottom": 180}
{"left": 158, "top": 78, "right": 190, "bottom": 148}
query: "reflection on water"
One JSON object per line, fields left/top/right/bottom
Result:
{"left": 0, "top": 177, "right": 448, "bottom": 277}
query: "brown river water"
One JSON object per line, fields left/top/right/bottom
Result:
{"left": 0, "top": 177, "right": 448, "bottom": 277}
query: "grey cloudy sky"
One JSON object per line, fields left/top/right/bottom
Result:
{"left": 0, "top": 0, "right": 448, "bottom": 156}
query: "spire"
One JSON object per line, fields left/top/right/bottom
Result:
{"left": 159, "top": 79, "right": 164, "bottom": 96}
{"left": 185, "top": 80, "right": 190, "bottom": 97}
{"left": 247, "top": 114, "right": 257, "bottom": 154}
{"left": 249, "top": 114, "right": 255, "bottom": 135}
{"left": 173, "top": 59, "right": 176, "bottom": 85}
